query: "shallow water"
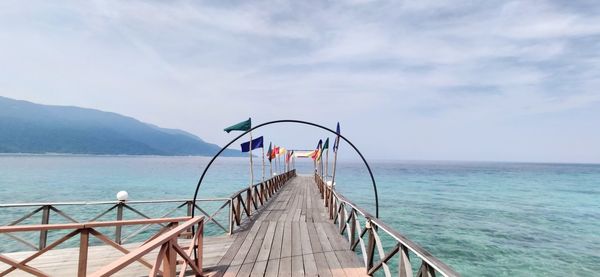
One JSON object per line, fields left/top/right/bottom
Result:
{"left": 0, "top": 156, "right": 598, "bottom": 276}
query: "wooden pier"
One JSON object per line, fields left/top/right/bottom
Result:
{"left": 0, "top": 172, "right": 460, "bottom": 276}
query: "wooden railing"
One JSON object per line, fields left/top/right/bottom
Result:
{"left": 0, "top": 170, "right": 296, "bottom": 252}
{"left": 0, "top": 216, "right": 204, "bottom": 277}
{"left": 229, "top": 170, "right": 296, "bottom": 229}
{"left": 315, "top": 174, "right": 461, "bottom": 277}
{"left": 0, "top": 198, "right": 229, "bottom": 251}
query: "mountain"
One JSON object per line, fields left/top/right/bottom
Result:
{"left": 0, "top": 96, "right": 242, "bottom": 156}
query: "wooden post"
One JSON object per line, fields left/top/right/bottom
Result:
{"left": 196, "top": 222, "right": 204, "bottom": 276}
{"left": 339, "top": 203, "right": 345, "bottom": 234}
{"left": 399, "top": 245, "right": 413, "bottom": 277}
{"left": 350, "top": 211, "right": 356, "bottom": 248}
{"left": 229, "top": 199, "right": 234, "bottom": 235}
{"left": 186, "top": 201, "right": 194, "bottom": 238}
{"left": 78, "top": 228, "right": 89, "bottom": 277}
{"left": 115, "top": 202, "right": 124, "bottom": 244}
{"left": 366, "top": 222, "right": 375, "bottom": 270}
{"left": 39, "top": 205, "right": 50, "bottom": 249}
{"left": 162, "top": 239, "right": 177, "bottom": 277}
{"left": 246, "top": 188, "right": 252, "bottom": 216}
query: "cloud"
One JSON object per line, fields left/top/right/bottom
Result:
{"left": 0, "top": 0, "right": 599, "bottom": 162}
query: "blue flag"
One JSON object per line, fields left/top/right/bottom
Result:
{"left": 241, "top": 136, "right": 264, "bottom": 152}
{"left": 333, "top": 122, "right": 341, "bottom": 152}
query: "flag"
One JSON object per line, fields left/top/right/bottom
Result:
{"left": 224, "top": 118, "right": 251, "bottom": 133}
{"left": 272, "top": 146, "right": 279, "bottom": 159}
{"left": 317, "top": 138, "right": 328, "bottom": 161}
{"left": 286, "top": 150, "right": 294, "bottom": 163}
{"left": 279, "top": 147, "right": 286, "bottom": 156}
{"left": 312, "top": 140, "right": 322, "bottom": 160}
{"left": 267, "top": 142, "right": 273, "bottom": 162}
{"left": 241, "top": 136, "right": 264, "bottom": 152}
{"left": 333, "top": 122, "right": 341, "bottom": 152}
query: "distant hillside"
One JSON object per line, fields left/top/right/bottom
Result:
{"left": 0, "top": 96, "right": 242, "bottom": 156}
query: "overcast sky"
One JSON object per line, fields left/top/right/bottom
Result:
{"left": 1, "top": 0, "right": 599, "bottom": 163}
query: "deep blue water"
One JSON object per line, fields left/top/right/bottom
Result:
{"left": 0, "top": 156, "right": 598, "bottom": 276}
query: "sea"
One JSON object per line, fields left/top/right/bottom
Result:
{"left": 0, "top": 155, "right": 598, "bottom": 276}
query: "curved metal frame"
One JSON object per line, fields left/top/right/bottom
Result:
{"left": 191, "top": 119, "right": 379, "bottom": 218}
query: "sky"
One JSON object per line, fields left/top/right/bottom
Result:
{"left": 0, "top": 0, "right": 599, "bottom": 163}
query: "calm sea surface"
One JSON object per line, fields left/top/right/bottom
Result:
{"left": 0, "top": 155, "right": 598, "bottom": 276}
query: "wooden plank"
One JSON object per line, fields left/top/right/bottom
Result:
{"left": 291, "top": 222, "right": 304, "bottom": 276}
{"left": 222, "top": 223, "right": 263, "bottom": 277}
{"left": 250, "top": 221, "right": 277, "bottom": 276}
{"left": 237, "top": 222, "right": 269, "bottom": 277}
{"left": 306, "top": 222, "right": 331, "bottom": 276}
{"left": 278, "top": 222, "right": 292, "bottom": 276}
{"left": 299, "top": 221, "right": 318, "bottom": 276}
{"left": 264, "top": 221, "right": 284, "bottom": 276}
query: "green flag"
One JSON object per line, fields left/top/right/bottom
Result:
{"left": 322, "top": 138, "right": 329, "bottom": 150}
{"left": 224, "top": 118, "right": 251, "bottom": 133}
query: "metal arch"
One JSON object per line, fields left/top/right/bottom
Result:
{"left": 191, "top": 119, "right": 379, "bottom": 218}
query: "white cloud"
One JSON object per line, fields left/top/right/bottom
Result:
{"left": 0, "top": 0, "right": 599, "bottom": 162}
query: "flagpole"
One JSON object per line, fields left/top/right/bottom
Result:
{"left": 325, "top": 146, "right": 329, "bottom": 182}
{"left": 261, "top": 146, "right": 265, "bottom": 182}
{"left": 248, "top": 131, "right": 254, "bottom": 214}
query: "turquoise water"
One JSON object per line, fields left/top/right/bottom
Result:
{"left": 0, "top": 156, "right": 599, "bottom": 276}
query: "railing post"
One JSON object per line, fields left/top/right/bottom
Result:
{"left": 39, "top": 205, "right": 50, "bottom": 249}
{"left": 350, "top": 210, "right": 356, "bottom": 249}
{"left": 236, "top": 196, "right": 242, "bottom": 224}
{"left": 329, "top": 192, "right": 335, "bottom": 220}
{"left": 115, "top": 202, "right": 124, "bottom": 244}
{"left": 399, "top": 245, "right": 413, "bottom": 277}
{"left": 163, "top": 238, "right": 177, "bottom": 277}
{"left": 417, "top": 262, "right": 436, "bottom": 277}
{"left": 228, "top": 199, "right": 234, "bottom": 234}
{"left": 246, "top": 188, "right": 252, "bottom": 216}
{"left": 78, "top": 228, "right": 89, "bottom": 277}
{"left": 186, "top": 201, "right": 194, "bottom": 239}
{"left": 339, "top": 203, "right": 345, "bottom": 234}
{"left": 195, "top": 221, "right": 204, "bottom": 276}
{"left": 366, "top": 221, "right": 375, "bottom": 271}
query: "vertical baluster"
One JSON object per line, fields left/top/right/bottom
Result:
{"left": 115, "top": 202, "right": 124, "bottom": 244}
{"left": 78, "top": 228, "right": 89, "bottom": 277}
{"left": 246, "top": 188, "right": 252, "bottom": 216}
{"left": 185, "top": 200, "right": 194, "bottom": 238}
{"left": 366, "top": 221, "right": 376, "bottom": 271}
{"left": 39, "top": 205, "right": 50, "bottom": 249}
{"left": 236, "top": 196, "right": 242, "bottom": 224}
{"left": 163, "top": 238, "right": 177, "bottom": 277}
{"left": 339, "top": 203, "right": 345, "bottom": 234}
{"left": 399, "top": 244, "right": 413, "bottom": 277}
{"left": 195, "top": 221, "right": 204, "bottom": 276}
{"left": 417, "top": 262, "right": 435, "bottom": 277}
{"left": 350, "top": 210, "right": 356, "bottom": 249}
{"left": 229, "top": 199, "right": 234, "bottom": 234}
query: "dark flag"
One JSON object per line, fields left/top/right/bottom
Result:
{"left": 241, "top": 136, "right": 264, "bottom": 152}
{"left": 224, "top": 118, "right": 251, "bottom": 133}
{"left": 333, "top": 122, "right": 341, "bottom": 152}
{"left": 267, "top": 142, "right": 273, "bottom": 162}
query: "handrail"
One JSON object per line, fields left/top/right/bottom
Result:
{"left": 315, "top": 174, "right": 460, "bottom": 277}
{"left": 0, "top": 216, "right": 205, "bottom": 277}
{"left": 0, "top": 198, "right": 230, "bottom": 208}
{"left": 227, "top": 170, "right": 296, "bottom": 231}
{"left": 0, "top": 198, "right": 231, "bottom": 250}
{"left": 0, "top": 171, "right": 296, "bottom": 252}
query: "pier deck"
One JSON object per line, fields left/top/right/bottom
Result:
{"left": 214, "top": 175, "right": 366, "bottom": 277}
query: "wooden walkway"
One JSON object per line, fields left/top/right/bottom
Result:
{"left": 210, "top": 175, "right": 366, "bottom": 277}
